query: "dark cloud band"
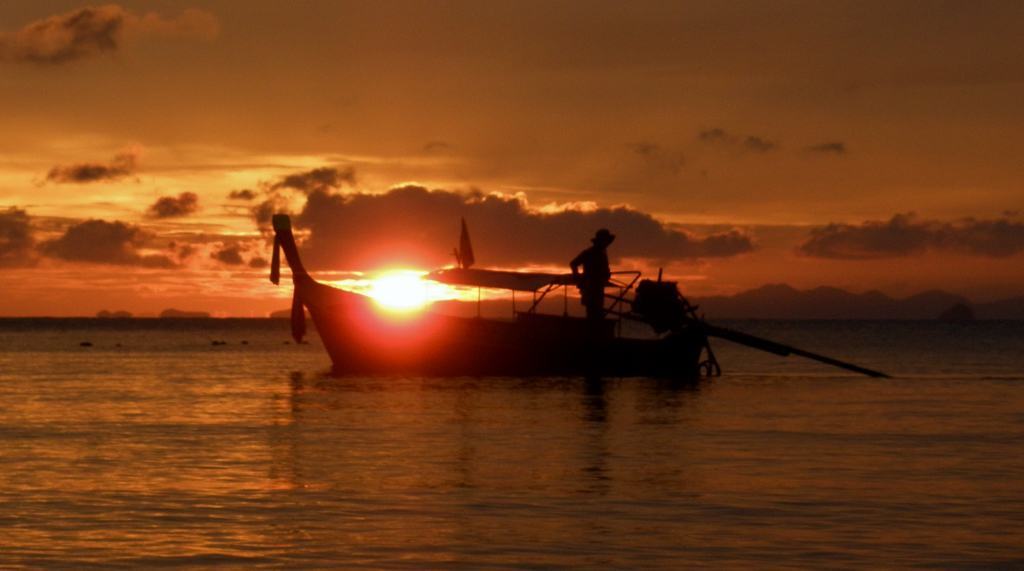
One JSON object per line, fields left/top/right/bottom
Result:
{"left": 798, "top": 213, "right": 1024, "bottom": 259}
{"left": 0, "top": 207, "right": 35, "bottom": 267}
{"left": 211, "top": 243, "right": 245, "bottom": 265}
{"left": 0, "top": 4, "right": 218, "bottom": 66}
{"left": 283, "top": 183, "right": 753, "bottom": 270}
{"left": 0, "top": 5, "right": 123, "bottom": 65}
{"left": 228, "top": 189, "right": 257, "bottom": 201}
{"left": 39, "top": 219, "right": 176, "bottom": 267}
{"left": 270, "top": 166, "right": 355, "bottom": 194}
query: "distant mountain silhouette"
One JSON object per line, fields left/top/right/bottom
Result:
{"left": 159, "top": 308, "right": 211, "bottom": 318}
{"left": 692, "top": 284, "right": 1024, "bottom": 319}
{"left": 975, "top": 296, "right": 1024, "bottom": 320}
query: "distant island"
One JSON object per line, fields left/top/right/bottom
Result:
{"left": 270, "top": 308, "right": 310, "bottom": 319}
{"left": 692, "top": 284, "right": 1024, "bottom": 320}
{"left": 159, "top": 309, "right": 212, "bottom": 319}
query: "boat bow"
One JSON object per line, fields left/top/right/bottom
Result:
{"left": 269, "top": 214, "right": 367, "bottom": 342}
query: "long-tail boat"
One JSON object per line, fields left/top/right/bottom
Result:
{"left": 268, "top": 214, "right": 888, "bottom": 379}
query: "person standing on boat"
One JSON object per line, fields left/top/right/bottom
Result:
{"left": 570, "top": 229, "right": 615, "bottom": 321}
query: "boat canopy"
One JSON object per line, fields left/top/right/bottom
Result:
{"left": 425, "top": 268, "right": 580, "bottom": 292}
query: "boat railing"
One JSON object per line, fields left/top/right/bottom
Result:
{"left": 605, "top": 271, "right": 642, "bottom": 314}
{"left": 523, "top": 270, "right": 642, "bottom": 328}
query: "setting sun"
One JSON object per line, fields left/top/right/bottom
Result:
{"left": 367, "top": 270, "right": 430, "bottom": 311}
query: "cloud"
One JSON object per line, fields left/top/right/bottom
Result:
{"left": 0, "top": 207, "right": 36, "bottom": 267}
{"left": 46, "top": 150, "right": 138, "bottom": 184}
{"left": 698, "top": 128, "right": 778, "bottom": 153}
{"left": 806, "top": 142, "right": 847, "bottom": 154}
{"left": 798, "top": 213, "right": 1024, "bottom": 259}
{"left": 292, "top": 184, "right": 753, "bottom": 270}
{"left": 423, "top": 141, "right": 452, "bottom": 153}
{"left": 40, "top": 219, "right": 176, "bottom": 267}
{"left": 252, "top": 196, "right": 287, "bottom": 227}
{"left": 130, "top": 8, "right": 218, "bottom": 40}
{"left": 270, "top": 166, "right": 356, "bottom": 194}
{"left": 250, "top": 166, "right": 358, "bottom": 228}
{"left": 698, "top": 128, "right": 729, "bottom": 143}
{"left": 147, "top": 192, "right": 199, "bottom": 218}
{"left": 210, "top": 243, "right": 244, "bottom": 265}
{"left": 743, "top": 136, "right": 778, "bottom": 153}
{"left": 0, "top": 5, "right": 123, "bottom": 65}
{"left": 227, "top": 189, "right": 257, "bottom": 201}
{"left": 0, "top": 5, "right": 218, "bottom": 66}
{"left": 198, "top": 237, "right": 270, "bottom": 268}
{"left": 172, "top": 242, "right": 197, "bottom": 261}
{"left": 627, "top": 142, "right": 685, "bottom": 174}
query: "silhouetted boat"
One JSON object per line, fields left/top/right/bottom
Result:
{"left": 268, "top": 215, "right": 889, "bottom": 379}
{"left": 269, "top": 215, "right": 708, "bottom": 377}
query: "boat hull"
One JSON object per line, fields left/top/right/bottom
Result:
{"left": 270, "top": 215, "right": 706, "bottom": 379}
{"left": 304, "top": 290, "right": 704, "bottom": 378}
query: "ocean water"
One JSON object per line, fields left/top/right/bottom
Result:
{"left": 1, "top": 318, "right": 1022, "bottom": 569}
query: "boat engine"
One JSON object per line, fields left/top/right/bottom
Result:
{"left": 631, "top": 279, "right": 691, "bottom": 333}
{"left": 631, "top": 278, "right": 721, "bottom": 376}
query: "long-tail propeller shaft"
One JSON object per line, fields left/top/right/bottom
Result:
{"left": 700, "top": 323, "right": 890, "bottom": 378}
{"left": 628, "top": 278, "right": 890, "bottom": 378}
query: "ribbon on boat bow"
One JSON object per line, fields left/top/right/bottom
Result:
{"left": 269, "top": 235, "right": 306, "bottom": 343}
{"left": 269, "top": 235, "right": 281, "bottom": 285}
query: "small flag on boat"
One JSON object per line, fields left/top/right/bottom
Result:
{"left": 458, "top": 217, "right": 475, "bottom": 269}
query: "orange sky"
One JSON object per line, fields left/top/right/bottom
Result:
{"left": 1, "top": 1, "right": 1022, "bottom": 316}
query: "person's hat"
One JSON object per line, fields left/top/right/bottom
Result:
{"left": 592, "top": 228, "right": 616, "bottom": 245}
